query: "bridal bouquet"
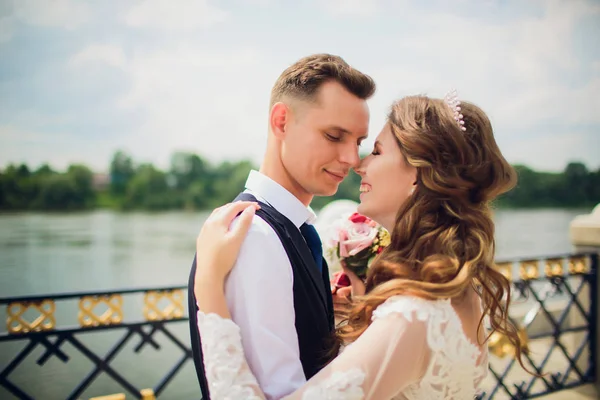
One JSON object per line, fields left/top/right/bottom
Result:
{"left": 325, "top": 212, "right": 390, "bottom": 286}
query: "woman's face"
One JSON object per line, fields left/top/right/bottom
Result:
{"left": 356, "top": 123, "right": 417, "bottom": 231}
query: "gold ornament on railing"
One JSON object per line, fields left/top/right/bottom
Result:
{"left": 143, "top": 290, "right": 184, "bottom": 321}
{"left": 6, "top": 299, "right": 56, "bottom": 334}
{"left": 568, "top": 256, "right": 588, "bottom": 274}
{"left": 78, "top": 295, "right": 123, "bottom": 327}
{"left": 495, "top": 262, "right": 512, "bottom": 281}
{"left": 89, "top": 394, "right": 125, "bottom": 400}
{"left": 140, "top": 388, "right": 156, "bottom": 400}
{"left": 90, "top": 389, "right": 155, "bottom": 400}
{"left": 544, "top": 258, "right": 564, "bottom": 277}
{"left": 488, "top": 327, "right": 529, "bottom": 358}
{"left": 519, "top": 260, "right": 539, "bottom": 280}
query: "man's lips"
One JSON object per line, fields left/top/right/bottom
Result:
{"left": 325, "top": 170, "right": 346, "bottom": 181}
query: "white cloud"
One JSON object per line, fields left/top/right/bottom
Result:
{"left": 0, "top": 0, "right": 90, "bottom": 43}
{"left": 109, "top": 44, "right": 275, "bottom": 168}
{"left": 322, "top": 0, "right": 381, "bottom": 17}
{"left": 11, "top": 0, "right": 90, "bottom": 30}
{"left": 241, "top": 0, "right": 271, "bottom": 6}
{"left": 2, "top": 0, "right": 599, "bottom": 172}
{"left": 360, "top": 0, "right": 600, "bottom": 131}
{"left": 0, "top": 16, "right": 13, "bottom": 42}
{"left": 69, "top": 44, "right": 127, "bottom": 69}
{"left": 123, "top": 0, "right": 228, "bottom": 31}
{"left": 0, "top": 125, "right": 115, "bottom": 170}
{"left": 502, "top": 130, "right": 600, "bottom": 172}
{"left": 495, "top": 78, "right": 600, "bottom": 126}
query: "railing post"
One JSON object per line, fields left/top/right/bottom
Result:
{"left": 570, "top": 205, "right": 599, "bottom": 392}
{"left": 590, "top": 252, "right": 599, "bottom": 392}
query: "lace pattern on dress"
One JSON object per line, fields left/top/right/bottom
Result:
{"left": 198, "top": 312, "right": 264, "bottom": 399}
{"left": 372, "top": 296, "right": 488, "bottom": 400}
{"left": 297, "top": 369, "right": 365, "bottom": 400}
{"left": 198, "top": 295, "right": 488, "bottom": 400}
{"left": 199, "top": 312, "right": 366, "bottom": 400}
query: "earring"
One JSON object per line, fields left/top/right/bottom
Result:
{"left": 409, "top": 186, "right": 415, "bottom": 195}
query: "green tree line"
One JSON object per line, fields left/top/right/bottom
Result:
{"left": 0, "top": 151, "right": 598, "bottom": 211}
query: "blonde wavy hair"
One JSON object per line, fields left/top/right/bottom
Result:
{"left": 336, "top": 95, "right": 529, "bottom": 371}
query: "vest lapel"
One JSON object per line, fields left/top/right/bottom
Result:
{"left": 235, "top": 193, "right": 328, "bottom": 308}
{"left": 285, "top": 225, "right": 328, "bottom": 308}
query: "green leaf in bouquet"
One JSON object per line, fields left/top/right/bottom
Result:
{"left": 343, "top": 246, "right": 373, "bottom": 279}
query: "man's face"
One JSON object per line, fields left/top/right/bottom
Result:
{"left": 281, "top": 81, "right": 370, "bottom": 200}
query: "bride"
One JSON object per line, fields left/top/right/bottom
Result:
{"left": 192, "top": 92, "right": 528, "bottom": 399}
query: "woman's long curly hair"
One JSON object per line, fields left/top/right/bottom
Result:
{"left": 335, "top": 95, "right": 529, "bottom": 370}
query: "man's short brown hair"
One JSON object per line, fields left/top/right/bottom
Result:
{"left": 270, "top": 53, "right": 376, "bottom": 107}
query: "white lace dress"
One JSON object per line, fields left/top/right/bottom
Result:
{"left": 197, "top": 295, "right": 489, "bottom": 399}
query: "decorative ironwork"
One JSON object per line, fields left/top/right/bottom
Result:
{"left": 6, "top": 299, "right": 56, "bottom": 334}
{"left": 488, "top": 327, "right": 529, "bottom": 359}
{"left": 79, "top": 294, "right": 124, "bottom": 327}
{"left": 89, "top": 394, "right": 125, "bottom": 400}
{"left": 569, "top": 256, "right": 588, "bottom": 274}
{"left": 143, "top": 289, "right": 184, "bottom": 321}
{"left": 90, "top": 388, "right": 155, "bottom": 400}
{"left": 519, "top": 259, "right": 540, "bottom": 280}
{"left": 140, "top": 388, "right": 156, "bottom": 400}
{"left": 1, "top": 286, "right": 190, "bottom": 400}
{"left": 477, "top": 252, "right": 598, "bottom": 399}
{"left": 0, "top": 253, "right": 597, "bottom": 400}
{"left": 495, "top": 262, "right": 512, "bottom": 281}
{"left": 545, "top": 258, "right": 564, "bottom": 277}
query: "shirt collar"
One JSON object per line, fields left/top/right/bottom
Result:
{"left": 245, "top": 170, "right": 317, "bottom": 228}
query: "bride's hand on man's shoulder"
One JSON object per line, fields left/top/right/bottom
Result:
{"left": 195, "top": 201, "right": 260, "bottom": 284}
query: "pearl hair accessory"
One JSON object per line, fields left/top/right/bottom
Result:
{"left": 444, "top": 89, "right": 466, "bottom": 131}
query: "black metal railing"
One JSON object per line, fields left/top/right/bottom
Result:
{"left": 0, "top": 286, "right": 190, "bottom": 399}
{"left": 1, "top": 252, "right": 598, "bottom": 399}
{"left": 478, "top": 251, "right": 598, "bottom": 399}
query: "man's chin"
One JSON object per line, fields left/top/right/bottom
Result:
{"left": 314, "top": 185, "right": 339, "bottom": 197}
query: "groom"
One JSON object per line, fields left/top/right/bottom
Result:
{"left": 188, "top": 53, "right": 375, "bottom": 399}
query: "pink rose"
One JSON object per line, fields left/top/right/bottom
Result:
{"left": 338, "top": 220, "right": 378, "bottom": 258}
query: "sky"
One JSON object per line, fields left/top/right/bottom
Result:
{"left": 0, "top": 0, "right": 599, "bottom": 173}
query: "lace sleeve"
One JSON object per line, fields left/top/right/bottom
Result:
{"left": 198, "top": 312, "right": 264, "bottom": 399}
{"left": 198, "top": 296, "right": 431, "bottom": 400}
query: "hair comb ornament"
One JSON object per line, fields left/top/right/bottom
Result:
{"left": 444, "top": 89, "right": 466, "bottom": 131}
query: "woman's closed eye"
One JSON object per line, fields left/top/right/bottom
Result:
{"left": 371, "top": 141, "right": 382, "bottom": 155}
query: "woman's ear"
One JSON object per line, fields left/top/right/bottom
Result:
{"left": 409, "top": 180, "right": 417, "bottom": 195}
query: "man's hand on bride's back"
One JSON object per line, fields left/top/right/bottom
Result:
{"left": 195, "top": 201, "right": 260, "bottom": 287}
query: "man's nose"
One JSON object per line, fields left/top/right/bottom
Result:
{"left": 355, "top": 156, "right": 368, "bottom": 177}
{"left": 339, "top": 144, "right": 360, "bottom": 168}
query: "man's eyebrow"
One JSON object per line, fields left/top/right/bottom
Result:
{"left": 326, "top": 125, "right": 350, "bottom": 134}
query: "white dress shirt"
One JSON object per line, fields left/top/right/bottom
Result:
{"left": 224, "top": 170, "right": 317, "bottom": 400}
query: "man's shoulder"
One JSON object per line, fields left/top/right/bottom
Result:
{"left": 235, "top": 212, "right": 285, "bottom": 249}
{"left": 230, "top": 213, "right": 292, "bottom": 272}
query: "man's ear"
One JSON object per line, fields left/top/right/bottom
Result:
{"left": 270, "top": 102, "right": 289, "bottom": 139}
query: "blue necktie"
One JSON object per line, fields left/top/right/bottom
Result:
{"left": 300, "top": 223, "right": 323, "bottom": 273}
